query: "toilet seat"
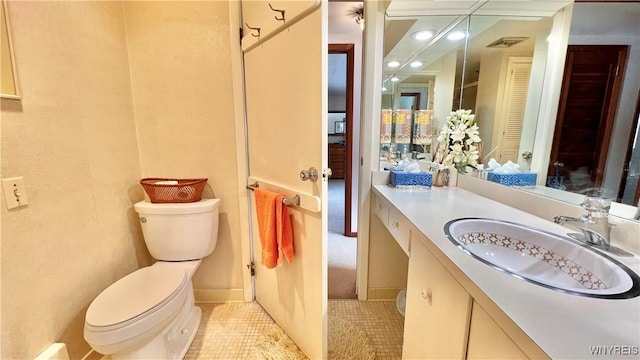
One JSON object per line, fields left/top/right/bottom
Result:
{"left": 84, "top": 265, "right": 189, "bottom": 351}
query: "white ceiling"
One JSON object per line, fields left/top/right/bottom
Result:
{"left": 328, "top": 1, "right": 640, "bottom": 97}
{"left": 328, "top": 1, "right": 362, "bottom": 97}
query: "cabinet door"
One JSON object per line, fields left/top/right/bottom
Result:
{"left": 467, "top": 301, "right": 528, "bottom": 360}
{"left": 403, "top": 238, "right": 472, "bottom": 359}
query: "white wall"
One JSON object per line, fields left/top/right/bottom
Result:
{"left": 0, "top": 2, "right": 243, "bottom": 358}
{"left": 1, "top": 2, "right": 144, "bottom": 358}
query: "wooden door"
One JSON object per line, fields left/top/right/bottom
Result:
{"left": 548, "top": 45, "right": 628, "bottom": 192}
{"left": 242, "top": 2, "right": 327, "bottom": 359}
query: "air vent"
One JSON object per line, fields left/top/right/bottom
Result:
{"left": 487, "top": 37, "right": 529, "bottom": 48}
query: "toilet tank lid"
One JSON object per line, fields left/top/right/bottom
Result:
{"left": 134, "top": 198, "right": 220, "bottom": 215}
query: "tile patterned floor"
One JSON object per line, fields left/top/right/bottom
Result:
{"left": 185, "top": 300, "right": 404, "bottom": 359}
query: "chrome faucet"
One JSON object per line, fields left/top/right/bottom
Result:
{"left": 554, "top": 196, "right": 611, "bottom": 248}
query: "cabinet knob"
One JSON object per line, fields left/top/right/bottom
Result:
{"left": 392, "top": 221, "right": 400, "bottom": 229}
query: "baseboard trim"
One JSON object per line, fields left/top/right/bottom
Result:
{"left": 81, "top": 350, "right": 105, "bottom": 360}
{"left": 194, "top": 289, "right": 245, "bottom": 303}
{"left": 367, "top": 287, "right": 403, "bottom": 301}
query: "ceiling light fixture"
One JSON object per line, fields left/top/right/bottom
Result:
{"left": 413, "top": 30, "right": 435, "bottom": 41}
{"left": 387, "top": 61, "right": 400, "bottom": 68}
{"left": 410, "top": 61, "right": 423, "bottom": 68}
{"left": 354, "top": 7, "right": 364, "bottom": 30}
{"left": 382, "top": 86, "right": 388, "bottom": 91}
{"left": 391, "top": 76, "right": 399, "bottom": 82}
{"left": 447, "top": 30, "right": 466, "bottom": 41}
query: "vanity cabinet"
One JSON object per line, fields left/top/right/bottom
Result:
{"left": 372, "top": 192, "right": 549, "bottom": 360}
{"left": 467, "top": 301, "right": 527, "bottom": 359}
{"left": 241, "top": 1, "right": 319, "bottom": 50}
{"left": 403, "top": 233, "right": 472, "bottom": 359}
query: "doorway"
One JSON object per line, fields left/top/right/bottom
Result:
{"left": 548, "top": 45, "right": 628, "bottom": 194}
{"left": 328, "top": 43, "right": 357, "bottom": 299}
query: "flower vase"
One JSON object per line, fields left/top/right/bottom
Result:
{"left": 433, "top": 168, "right": 447, "bottom": 187}
{"left": 433, "top": 166, "right": 457, "bottom": 187}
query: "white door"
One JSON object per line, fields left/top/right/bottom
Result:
{"left": 242, "top": 3, "right": 327, "bottom": 359}
{"left": 496, "top": 57, "right": 532, "bottom": 163}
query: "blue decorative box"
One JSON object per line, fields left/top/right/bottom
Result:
{"left": 389, "top": 170, "right": 432, "bottom": 187}
{"left": 487, "top": 171, "right": 537, "bottom": 187}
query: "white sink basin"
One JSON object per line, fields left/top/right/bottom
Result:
{"left": 444, "top": 218, "right": 640, "bottom": 298}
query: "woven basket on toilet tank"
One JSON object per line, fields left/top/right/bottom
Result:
{"left": 140, "top": 178, "right": 207, "bottom": 203}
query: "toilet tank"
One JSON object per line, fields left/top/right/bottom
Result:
{"left": 134, "top": 199, "right": 220, "bottom": 261}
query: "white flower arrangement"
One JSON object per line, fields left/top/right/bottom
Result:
{"left": 436, "top": 109, "right": 481, "bottom": 173}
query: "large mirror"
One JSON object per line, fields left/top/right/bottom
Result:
{"left": 380, "top": 14, "right": 468, "bottom": 167}
{"left": 523, "top": 1, "right": 640, "bottom": 220}
{"left": 378, "top": 1, "right": 640, "bottom": 221}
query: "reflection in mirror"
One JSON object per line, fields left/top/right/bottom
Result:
{"left": 379, "top": 15, "right": 468, "bottom": 168}
{"left": 522, "top": 2, "right": 640, "bottom": 221}
{"left": 375, "top": 1, "right": 640, "bottom": 221}
{"left": 544, "top": 3, "right": 640, "bottom": 205}
{"left": 461, "top": 14, "right": 552, "bottom": 169}
{"left": 1, "top": 0, "right": 19, "bottom": 98}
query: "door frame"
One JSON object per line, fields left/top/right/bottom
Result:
{"left": 618, "top": 89, "right": 640, "bottom": 203}
{"left": 329, "top": 43, "right": 356, "bottom": 237}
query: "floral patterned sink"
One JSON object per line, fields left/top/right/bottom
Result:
{"left": 444, "top": 218, "right": 640, "bottom": 299}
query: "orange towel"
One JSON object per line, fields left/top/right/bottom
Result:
{"left": 254, "top": 188, "right": 294, "bottom": 268}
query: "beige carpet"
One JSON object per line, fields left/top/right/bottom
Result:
{"left": 328, "top": 179, "right": 357, "bottom": 299}
{"left": 248, "top": 318, "right": 376, "bottom": 360}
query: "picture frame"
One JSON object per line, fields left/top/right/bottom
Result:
{"left": 334, "top": 121, "right": 345, "bottom": 134}
{"left": 1, "top": 0, "right": 20, "bottom": 99}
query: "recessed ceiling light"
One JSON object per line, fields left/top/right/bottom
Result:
{"left": 447, "top": 31, "right": 466, "bottom": 41}
{"left": 391, "top": 76, "right": 399, "bottom": 82}
{"left": 410, "top": 61, "right": 423, "bottom": 68}
{"left": 382, "top": 86, "right": 388, "bottom": 91}
{"left": 387, "top": 61, "right": 400, "bottom": 68}
{"left": 413, "top": 30, "right": 435, "bottom": 41}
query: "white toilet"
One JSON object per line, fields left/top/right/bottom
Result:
{"left": 84, "top": 198, "right": 220, "bottom": 359}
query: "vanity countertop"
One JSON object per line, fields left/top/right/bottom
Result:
{"left": 372, "top": 184, "right": 640, "bottom": 359}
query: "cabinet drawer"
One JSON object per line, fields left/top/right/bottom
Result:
{"left": 388, "top": 207, "right": 410, "bottom": 256}
{"left": 329, "top": 154, "right": 345, "bottom": 162}
{"left": 374, "top": 195, "right": 389, "bottom": 226}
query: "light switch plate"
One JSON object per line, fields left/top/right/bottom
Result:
{"left": 2, "top": 176, "right": 28, "bottom": 209}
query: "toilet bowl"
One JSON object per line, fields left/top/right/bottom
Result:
{"left": 84, "top": 261, "right": 201, "bottom": 359}
{"left": 84, "top": 199, "right": 220, "bottom": 359}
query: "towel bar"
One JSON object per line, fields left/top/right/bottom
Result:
{"left": 246, "top": 182, "right": 301, "bottom": 206}
{"left": 246, "top": 176, "right": 321, "bottom": 213}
